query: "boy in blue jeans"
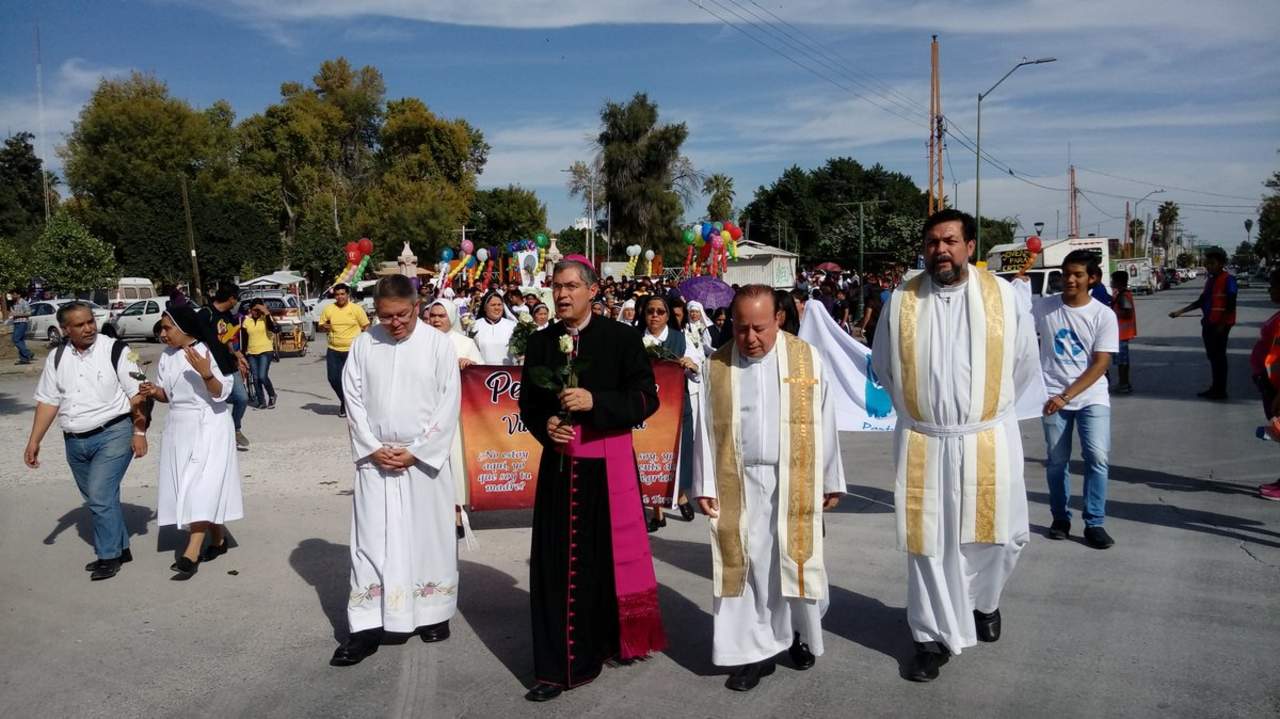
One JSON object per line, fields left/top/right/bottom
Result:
{"left": 1021, "top": 250, "right": 1119, "bottom": 549}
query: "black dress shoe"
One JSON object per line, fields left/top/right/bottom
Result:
{"left": 419, "top": 620, "right": 450, "bottom": 643}
{"left": 788, "top": 632, "right": 815, "bottom": 670}
{"left": 200, "top": 542, "right": 228, "bottom": 562}
{"left": 905, "top": 649, "right": 948, "bottom": 682}
{"left": 456, "top": 524, "right": 466, "bottom": 540}
{"left": 89, "top": 558, "right": 122, "bottom": 581}
{"left": 678, "top": 502, "right": 695, "bottom": 521}
{"left": 725, "top": 659, "right": 776, "bottom": 691}
{"left": 85, "top": 547, "right": 132, "bottom": 571}
{"left": 170, "top": 556, "right": 198, "bottom": 576}
{"left": 1084, "top": 526, "right": 1115, "bottom": 549}
{"left": 647, "top": 515, "right": 666, "bottom": 533}
{"left": 524, "top": 682, "right": 563, "bottom": 702}
{"left": 1047, "top": 520, "right": 1070, "bottom": 540}
{"left": 330, "top": 629, "right": 382, "bottom": 667}
{"left": 974, "top": 608, "right": 1002, "bottom": 643}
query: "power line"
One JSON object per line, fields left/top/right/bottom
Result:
{"left": 1075, "top": 165, "right": 1259, "bottom": 202}
{"left": 688, "top": 0, "right": 926, "bottom": 129}
{"left": 1077, "top": 189, "right": 1125, "bottom": 220}
{"left": 1076, "top": 187, "right": 1256, "bottom": 208}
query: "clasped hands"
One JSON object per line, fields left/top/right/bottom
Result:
{"left": 545, "top": 389, "right": 594, "bottom": 444}
{"left": 372, "top": 446, "right": 417, "bottom": 471}
{"left": 697, "top": 493, "right": 842, "bottom": 518}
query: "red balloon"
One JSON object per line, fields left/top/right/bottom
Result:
{"left": 346, "top": 249, "right": 361, "bottom": 264}
{"left": 358, "top": 237, "right": 374, "bottom": 255}
{"left": 728, "top": 225, "right": 743, "bottom": 240}
{"left": 1026, "top": 235, "right": 1043, "bottom": 254}
{"left": 345, "top": 241, "right": 359, "bottom": 254}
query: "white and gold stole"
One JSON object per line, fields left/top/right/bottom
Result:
{"left": 706, "top": 333, "right": 827, "bottom": 600}
{"left": 887, "top": 267, "right": 1017, "bottom": 557}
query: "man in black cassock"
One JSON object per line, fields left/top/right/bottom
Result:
{"left": 518, "top": 256, "right": 667, "bottom": 702}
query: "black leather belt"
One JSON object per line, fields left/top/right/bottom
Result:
{"left": 64, "top": 413, "right": 131, "bottom": 439}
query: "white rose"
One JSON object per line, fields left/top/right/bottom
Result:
{"left": 519, "top": 313, "right": 533, "bottom": 324}
{"left": 558, "top": 335, "right": 575, "bottom": 354}
{"left": 642, "top": 335, "right": 658, "bottom": 348}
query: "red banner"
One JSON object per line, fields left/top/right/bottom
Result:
{"left": 459, "top": 362, "right": 686, "bottom": 511}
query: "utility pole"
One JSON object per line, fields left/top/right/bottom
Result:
{"left": 927, "top": 36, "right": 945, "bottom": 215}
{"left": 179, "top": 174, "right": 203, "bottom": 306}
{"left": 35, "top": 24, "right": 50, "bottom": 221}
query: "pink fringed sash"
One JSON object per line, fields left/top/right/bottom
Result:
{"left": 562, "top": 427, "right": 668, "bottom": 658}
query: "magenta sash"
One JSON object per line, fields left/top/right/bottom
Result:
{"left": 561, "top": 426, "right": 668, "bottom": 658}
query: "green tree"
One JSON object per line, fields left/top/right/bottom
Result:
{"left": 566, "top": 159, "right": 605, "bottom": 225}
{"left": 31, "top": 212, "right": 117, "bottom": 292}
{"left": 0, "top": 240, "right": 29, "bottom": 291}
{"left": 1157, "top": 200, "right": 1180, "bottom": 246}
{"left": 1176, "top": 252, "right": 1196, "bottom": 269}
{"left": 1232, "top": 241, "right": 1255, "bottom": 268}
{"left": 703, "top": 173, "right": 735, "bottom": 222}
{"left": 470, "top": 185, "right": 547, "bottom": 248}
{"left": 597, "top": 93, "right": 693, "bottom": 258}
{"left": 554, "top": 226, "right": 588, "bottom": 256}
{"left": 1257, "top": 161, "right": 1280, "bottom": 263}
{"left": 0, "top": 132, "right": 54, "bottom": 245}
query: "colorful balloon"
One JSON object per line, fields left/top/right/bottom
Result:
{"left": 476, "top": 248, "right": 489, "bottom": 262}
{"left": 728, "top": 225, "right": 743, "bottom": 240}
{"left": 711, "top": 236, "right": 724, "bottom": 249}
{"left": 357, "top": 237, "right": 373, "bottom": 255}
{"left": 683, "top": 229, "right": 696, "bottom": 245}
{"left": 720, "top": 230, "right": 731, "bottom": 242}
{"left": 535, "top": 233, "right": 549, "bottom": 248}
{"left": 713, "top": 221, "right": 724, "bottom": 232}
{"left": 345, "top": 241, "right": 359, "bottom": 254}
{"left": 346, "top": 249, "right": 360, "bottom": 264}
{"left": 1026, "top": 235, "right": 1043, "bottom": 254}
{"left": 461, "top": 239, "right": 474, "bottom": 255}
{"left": 441, "top": 248, "right": 455, "bottom": 261}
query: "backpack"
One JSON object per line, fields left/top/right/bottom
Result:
{"left": 54, "top": 339, "right": 154, "bottom": 429}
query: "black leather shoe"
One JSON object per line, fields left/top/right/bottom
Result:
{"left": 85, "top": 547, "right": 132, "bottom": 571}
{"left": 725, "top": 659, "right": 776, "bottom": 691}
{"left": 647, "top": 515, "right": 666, "bottom": 533}
{"left": 788, "top": 632, "right": 815, "bottom": 670}
{"left": 170, "top": 556, "right": 198, "bottom": 576}
{"left": 1084, "top": 526, "right": 1115, "bottom": 549}
{"left": 330, "top": 629, "right": 382, "bottom": 667}
{"left": 89, "top": 558, "right": 122, "bottom": 581}
{"left": 1047, "top": 520, "right": 1070, "bottom": 540}
{"left": 678, "top": 502, "right": 695, "bottom": 521}
{"left": 456, "top": 524, "right": 466, "bottom": 540}
{"left": 200, "top": 542, "right": 228, "bottom": 562}
{"left": 524, "top": 682, "right": 563, "bottom": 702}
{"left": 974, "top": 608, "right": 1002, "bottom": 642}
{"left": 906, "top": 649, "right": 948, "bottom": 682}
{"left": 419, "top": 621, "right": 450, "bottom": 643}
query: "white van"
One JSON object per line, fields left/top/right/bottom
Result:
{"left": 108, "top": 278, "right": 157, "bottom": 316}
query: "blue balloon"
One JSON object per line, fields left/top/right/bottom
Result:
{"left": 441, "top": 248, "right": 455, "bottom": 261}
{"left": 701, "top": 222, "right": 714, "bottom": 239}
{"left": 465, "top": 255, "right": 476, "bottom": 267}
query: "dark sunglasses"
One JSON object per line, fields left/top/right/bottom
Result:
{"left": 645, "top": 308, "right": 668, "bottom": 315}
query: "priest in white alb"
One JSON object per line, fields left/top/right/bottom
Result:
{"left": 694, "top": 285, "right": 846, "bottom": 692}
{"left": 330, "top": 275, "right": 462, "bottom": 667}
{"left": 872, "top": 209, "right": 1041, "bottom": 682}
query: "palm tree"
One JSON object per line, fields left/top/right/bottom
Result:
{"left": 702, "top": 173, "right": 735, "bottom": 221}
{"left": 1157, "top": 201, "right": 1180, "bottom": 246}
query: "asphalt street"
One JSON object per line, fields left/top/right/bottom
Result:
{"left": 0, "top": 283, "right": 1276, "bottom": 719}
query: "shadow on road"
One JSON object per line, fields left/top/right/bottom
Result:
{"left": 0, "top": 391, "right": 33, "bottom": 413}
{"left": 300, "top": 402, "right": 342, "bottom": 416}
{"left": 43, "top": 502, "right": 154, "bottom": 549}
{"left": 829, "top": 483, "right": 894, "bottom": 515}
{"left": 1104, "top": 462, "right": 1261, "bottom": 497}
{"left": 290, "top": 538, "right": 352, "bottom": 642}
{"left": 1026, "top": 490, "right": 1280, "bottom": 548}
{"left": 457, "top": 559, "right": 533, "bottom": 685}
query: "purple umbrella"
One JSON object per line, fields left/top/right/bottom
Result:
{"left": 678, "top": 276, "right": 736, "bottom": 309}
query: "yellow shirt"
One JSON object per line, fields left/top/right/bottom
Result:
{"left": 243, "top": 316, "right": 275, "bottom": 356}
{"left": 321, "top": 302, "right": 369, "bottom": 352}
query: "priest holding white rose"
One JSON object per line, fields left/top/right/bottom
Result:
{"left": 329, "top": 275, "right": 462, "bottom": 667}
{"left": 694, "top": 284, "right": 846, "bottom": 692}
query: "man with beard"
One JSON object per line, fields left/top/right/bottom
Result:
{"left": 518, "top": 256, "right": 666, "bottom": 701}
{"left": 872, "top": 209, "right": 1040, "bottom": 681}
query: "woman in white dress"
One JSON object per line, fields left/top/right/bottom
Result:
{"left": 470, "top": 291, "right": 516, "bottom": 365}
{"left": 138, "top": 306, "right": 243, "bottom": 577}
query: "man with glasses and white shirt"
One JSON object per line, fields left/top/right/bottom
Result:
{"left": 24, "top": 302, "right": 149, "bottom": 581}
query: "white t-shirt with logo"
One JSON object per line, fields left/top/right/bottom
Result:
{"left": 1032, "top": 296, "right": 1119, "bottom": 410}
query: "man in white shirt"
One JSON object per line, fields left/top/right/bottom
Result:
{"left": 1022, "top": 250, "right": 1119, "bottom": 550}
{"left": 24, "top": 302, "right": 149, "bottom": 580}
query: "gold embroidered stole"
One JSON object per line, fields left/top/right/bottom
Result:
{"left": 890, "top": 267, "right": 1016, "bottom": 557}
{"left": 708, "top": 333, "right": 825, "bottom": 599}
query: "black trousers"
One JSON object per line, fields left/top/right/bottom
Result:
{"left": 1202, "top": 325, "right": 1231, "bottom": 393}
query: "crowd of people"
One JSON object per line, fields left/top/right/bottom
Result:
{"left": 15, "top": 209, "right": 1279, "bottom": 702}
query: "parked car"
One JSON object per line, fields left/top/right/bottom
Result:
{"left": 27, "top": 299, "right": 111, "bottom": 345}
{"left": 102, "top": 299, "right": 164, "bottom": 341}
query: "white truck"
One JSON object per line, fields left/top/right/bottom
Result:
{"left": 987, "top": 236, "right": 1113, "bottom": 296}
{"left": 1115, "top": 257, "right": 1156, "bottom": 294}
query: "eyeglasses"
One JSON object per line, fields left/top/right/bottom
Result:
{"left": 645, "top": 308, "right": 667, "bottom": 316}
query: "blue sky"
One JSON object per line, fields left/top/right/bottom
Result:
{"left": 2, "top": 0, "right": 1277, "bottom": 252}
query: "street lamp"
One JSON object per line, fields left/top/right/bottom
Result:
{"left": 1133, "top": 189, "right": 1164, "bottom": 256}
{"left": 975, "top": 56, "right": 1056, "bottom": 260}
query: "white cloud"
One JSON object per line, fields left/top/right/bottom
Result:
{"left": 480, "top": 120, "right": 599, "bottom": 188}
{"left": 0, "top": 58, "right": 133, "bottom": 174}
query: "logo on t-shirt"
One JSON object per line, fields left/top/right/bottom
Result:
{"left": 1053, "top": 328, "right": 1086, "bottom": 364}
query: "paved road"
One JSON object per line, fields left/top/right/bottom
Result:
{"left": 0, "top": 284, "right": 1276, "bottom": 718}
